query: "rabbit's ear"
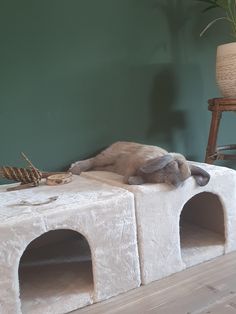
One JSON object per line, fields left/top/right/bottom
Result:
{"left": 140, "top": 154, "right": 174, "bottom": 174}
{"left": 189, "top": 164, "right": 210, "bottom": 186}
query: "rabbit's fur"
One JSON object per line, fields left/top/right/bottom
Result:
{"left": 70, "top": 141, "right": 210, "bottom": 187}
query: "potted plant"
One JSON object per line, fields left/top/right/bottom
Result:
{"left": 197, "top": 0, "right": 236, "bottom": 98}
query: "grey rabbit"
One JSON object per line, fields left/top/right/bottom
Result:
{"left": 69, "top": 141, "right": 210, "bottom": 187}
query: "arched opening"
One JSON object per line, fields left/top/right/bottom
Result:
{"left": 19, "top": 229, "right": 93, "bottom": 314}
{"left": 180, "top": 192, "right": 225, "bottom": 267}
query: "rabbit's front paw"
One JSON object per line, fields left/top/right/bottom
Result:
{"left": 127, "top": 176, "right": 144, "bottom": 185}
{"left": 69, "top": 162, "right": 82, "bottom": 175}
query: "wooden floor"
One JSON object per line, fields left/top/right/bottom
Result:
{"left": 74, "top": 252, "right": 236, "bottom": 314}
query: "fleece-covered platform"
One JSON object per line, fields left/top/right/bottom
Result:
{"left": 0, "top": 176, "right": 140, "bottom": 314}
{"left": 82, "top": 162, "right": 236, "bottom": 284}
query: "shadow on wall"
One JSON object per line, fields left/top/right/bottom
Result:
{"left": 153, "top": 0, "right": 191, "bottom": 62}
{"left": 147, "top": 64, "right": 187, "bottom": 149}
{"left": 146, "top": 0, "right": 191, "bottom": 149}
{"left": 148, "top": 1, "right": 213, "bottom": 161}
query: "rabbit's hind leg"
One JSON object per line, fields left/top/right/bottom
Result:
{"left": 70, "top": 145, "right": 118, "bottom": 174}
{"left": 69, "top": 158, "right": 94, "bottom": 174}
{"left": 90, "top": 151, "right": 117, "bottom": 170}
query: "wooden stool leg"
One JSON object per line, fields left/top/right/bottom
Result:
{"left": 205, "top": 109, "right": 222, "bottom": 164}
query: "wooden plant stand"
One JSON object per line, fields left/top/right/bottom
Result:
{"left": 205, "top": 98, "right": 236, "bottom": 164}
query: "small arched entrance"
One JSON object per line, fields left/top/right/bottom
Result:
{"left": 180, "top": 192, "right": 225, "bottom": 267}
{"left": 19, "top": 229, "right": 93, "bottom": 313}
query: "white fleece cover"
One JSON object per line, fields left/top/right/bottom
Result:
{"left": 0, "top": 176, "right": 140, "bottom": 314}
{"left": 82, "top": 162, "right": 236, "bottom": 284}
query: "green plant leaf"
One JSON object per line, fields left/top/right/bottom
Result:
{"left": 195, "top": 0, "right": 222, "bottom": 11}
{"left": 195, "top": 0, "right": 218, "bottom": 4}
{"left": 195, "top": 0, "right": 217, "bottom": 3}
{"left": 202, "top": 4, "right": 220, "bottom": 11}
{"left": 195, "top": 0, "right": 236, "bottom": 39}
{"left": 200, "top": 16, "right": 228, "bottom": 36}
{"left": 216, "top": 0, "right": 228, "bottom": 9}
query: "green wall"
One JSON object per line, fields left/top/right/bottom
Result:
{"left": 0, "top": 0, "right": 235, "bottom": 184}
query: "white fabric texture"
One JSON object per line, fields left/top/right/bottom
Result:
{"left": 0, "top": 176, "right": 140, "bottom": 314}
{"left": 82, "top": 162, "right": 236, "bottom": 284}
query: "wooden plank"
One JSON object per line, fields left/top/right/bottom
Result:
{"left": 197, "top": 294, "right": 236, "bottom": 314}
{"left": 149, "top": 273, "right": 236, "bottom": 314}
{"left": 73, "top": 252, "right": 236, "bottom": 314}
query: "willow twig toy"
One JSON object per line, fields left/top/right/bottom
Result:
{"left": 0, "top": 153, "right": 70, "bottom": 191}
